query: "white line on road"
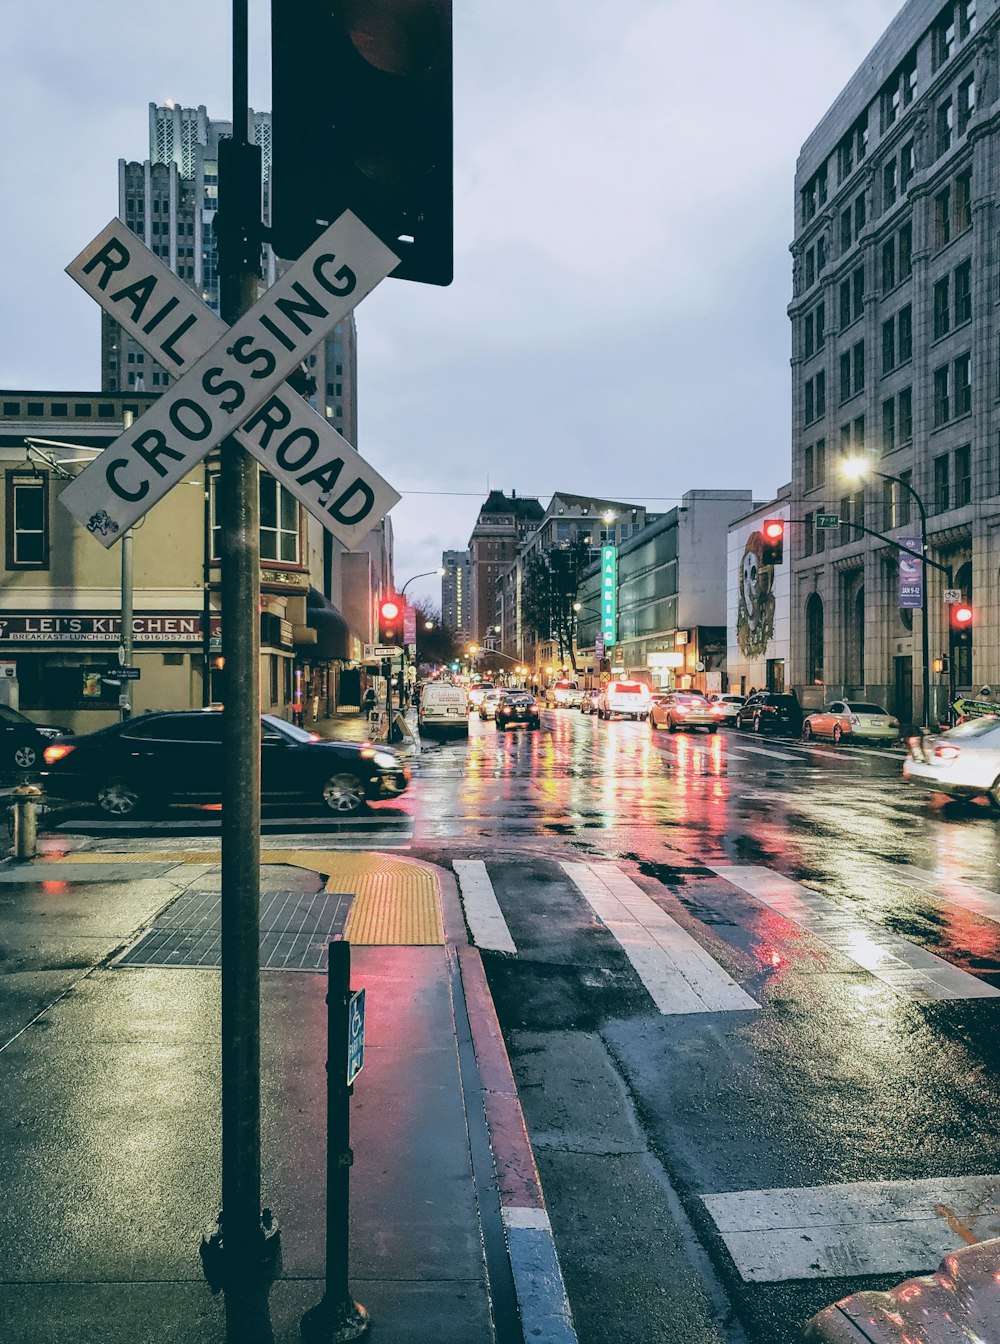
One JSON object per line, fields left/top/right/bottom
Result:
{"left": 717, "top": 740, "right": 806, "bottom": 762}
{"left": 702, "top": 1174, "right": 1000, "bottom": 1281}
{"left": 899, "top": 865, "right": 1000, "bottom": 926}
{"left": 561, "top": 862, "right": 759, "bottom": 1014}
{"left": 710, "top": 865, "right": 1000, "bottom": 1000}
{"left": 453, "top": 860, "right": 517, "bottom": 954}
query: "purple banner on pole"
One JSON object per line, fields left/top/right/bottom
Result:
{"left": 898, "top": 536, "right": 923, "bottom": 609}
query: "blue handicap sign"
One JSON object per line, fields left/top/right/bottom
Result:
{"left": 347, "top": 987, "right": 365, "bottom": 1085}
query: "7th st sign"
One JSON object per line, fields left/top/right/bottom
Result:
{"left": 60, "top": 211, "right": 399, "bottom": 546}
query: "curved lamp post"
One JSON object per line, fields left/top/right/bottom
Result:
{"left": 842, "top": 457, "right": 930, "bottom": 728}
{"left": 396, "top": 568, "right": 445, "bottom": 708}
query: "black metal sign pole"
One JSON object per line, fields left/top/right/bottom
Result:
{"left": 199, "top": 1, "right": 279, "bottom": 1336}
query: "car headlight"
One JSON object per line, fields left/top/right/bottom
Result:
{"left": 372, "top": 750, "right": 398, "bottom": 769}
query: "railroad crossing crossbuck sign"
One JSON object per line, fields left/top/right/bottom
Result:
{"left": 60, "top": 212, "right": 401, "bottom": 547}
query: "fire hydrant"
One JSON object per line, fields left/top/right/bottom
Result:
{"left": 10, "top": 782, "right": 43, "bottom": 860}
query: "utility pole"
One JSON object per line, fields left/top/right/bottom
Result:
{"left": 119, "top": 409, "right": 134, "bottom": 721}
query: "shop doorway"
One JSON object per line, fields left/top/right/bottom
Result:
{"left": 893, "top": 656, "right": 913, "bottom": 725}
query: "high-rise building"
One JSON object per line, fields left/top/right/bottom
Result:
{"left": 102, "top": 103, "right": 357, "bottom": 447}
{"left": 441, "top": 549, "right": 471, "bottom": 639}
{"left": 789, "top": 0, "right": 997, "bottom": 723}
{"left": 467, "top": 491, "right": 544, "bottom": 643}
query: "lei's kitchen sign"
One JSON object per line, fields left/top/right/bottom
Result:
{"left": 0, "top": 613, "right": 220, "bottom": 644}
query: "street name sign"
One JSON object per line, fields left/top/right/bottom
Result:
{"left": 816, "top": 514, "right": 840, "bottom": 529}
{"left": 61, "top": 212, "right": 400, "bottom": 547}
{"left": 347, "top": 987, "right": 365, "bottom": 1086}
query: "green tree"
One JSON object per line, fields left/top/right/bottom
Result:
{"left": 410, "top": 597, "right": 460, "bottom": 670}
{"left": 521, "top": 540, "right": 590, "bottom": 671}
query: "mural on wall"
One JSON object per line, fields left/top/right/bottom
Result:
{"left": 736, "top": 531, "right": 775, "bottom": 659}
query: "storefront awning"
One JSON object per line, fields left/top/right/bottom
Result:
{"left": 304, "top": 588, "right": 350, "bottom": 661}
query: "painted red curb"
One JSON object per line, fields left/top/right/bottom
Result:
{"left": 457, "top": 943, "right": 544, "bottom": 1211}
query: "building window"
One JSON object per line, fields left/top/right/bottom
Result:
{"left": 899, "top": 220, "right": 913, "bottom": 279}
{"left": 805, "top": 378, "right": 815, "bottom": 424}
{"left": 839, "top": 278, "right": 851, "bottom": 331}
{"left": 882, "top": 317, "right": 896, "bottom": 375}
{"left": 804, "top": 445, "right": 814, "bottom": 492}
{"left": 805, "top": 247, "right": 815, "bottom": 290}
{"left": 852, "top": 265, "right": 864, "bottom": 320}
{"left": 900, "top": 141, "right": 915, "bottom": 194}
{"left": 802, "top": 181, "right": 817, "bottom": 225}
{"left": 881, "top": 52, "right": 918, "bottom": 130}
{"left": 882, "top": 477, "right": 896, "bottom": 530}
{"left": 933, "top": 276, "right": 951, "bottom": 339}
{"left": 854, "top": 415, "right": 865, "bottom": 449}
{"left": 954, "top": 351, "right": 972, "bottom": 416}
{"left": 934, "top": 452, "right": 951, "bottom": 511}
{"left": 934, "top": 364, "right": 951, "bottom": 426}
{"left": 840, "top": 352, "right": 852, "bottom": 404}
{"left": 936, "top": 99, "right": 954, "bottom": 157}
{"left": 935, "top": 187, "right": 952, "bottom": 248}
{"left": 959, "top": 0, "right": 976, "bottom": 40}
{"left": 817, "top": 235, "right": 826, "bottom": 274}
{"left": 5, "top": 471, "right": 49, "bottom": 570}
{"left": 882, "top": 238, "right": 896, "bottom": 292}
{"left": 804, "top": 311, "right": 814, "bottom": 359}
{"left": 955, "top": 443, "right": 972, "bottom": 505}
{"left": 839, "top": 495, "right": 852, "bottom": 547}
{"left": 899, "top": 469, "right": 913, "bottom": 526}
{"left": 815, "top": 301, "right": 825, "bottom": 351}
{"left": 899, "top": 386, "right": 913, "bottom": 444}
{"left": 933, "top": 3, "right": 956, "bottom": 70}
{"left": 840, "top": 208, "right": 852, "bottom": 254}
{"left": 853, "top": 341, "right": 865, "bottom": 394}
{"left": 854, "top": 192, "right": 866, "bottom": 241}
{"left": 883, "top": 159, "right": 898, "bottom": 210}
{"left": 898, "top": 304, "right": 913, "bottom": 362}
{"left": 954, "top": 169, "right": 972, "bottom": 233}
{"left": 803, "top": 511, "right": 814, "bottom": 557}
{"left": 954, "top": 257, "right": 972, "bottom": 324}
{"left": 882, "top": 397, "right": 896, "bottom": 453}
{"left": 815, "top": 438, "right": 826, "bottom": 486}
{"left": 958, "top": 76, "right": 976, "bottom": 135}
{"left": 815, "top": 369, "right": 826, "bottom": 417}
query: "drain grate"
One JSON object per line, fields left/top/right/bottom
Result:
{"left": 117, "top": 888, "right": 352, "bottom": 972}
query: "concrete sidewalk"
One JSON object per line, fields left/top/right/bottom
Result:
{"left": 0, "top": 844, "right": 528, "bottom": 1344}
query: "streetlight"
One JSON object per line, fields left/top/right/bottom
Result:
{"left": 841, "top": 456, "right": 931, "bottom": 728}
{"left": 396, "top": 568, "right": 446, "bottom": 708}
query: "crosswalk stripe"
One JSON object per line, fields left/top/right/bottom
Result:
{"left": 560, "top": 862, "right": 759, "bottom": 1014}
{"left": 715, "top": 740, "right": 804, "bottom": 762}
{"left": 710, "top": 865, "right": 1000, "bottom": 1001}
{"left": 899, "top": 865, "right": 1000, "bottom": 925}
{"left": 702, "top": 1174, "right": 1000, "bottom": 1282}
{"left": 453, "top": 860, "right": 517, "bottom": 953}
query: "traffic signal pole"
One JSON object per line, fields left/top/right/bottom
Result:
{"left": 198, "top": 2, "right": 280, "bottom": 1335}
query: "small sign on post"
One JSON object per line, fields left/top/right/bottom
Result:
{"left": 944, "top": 589, "right": 962, "bottom": 604}
{"left": 347, "top": 988, "right": 365, "bottom": 1086}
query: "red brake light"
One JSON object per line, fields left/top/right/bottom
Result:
{"left": 934, "top": 745, "right": 961, "bottom": 760}
{"left": 43, "top": 743, "right": 75, "bottom": 764}
{"left": 308, "top": 732, "right": 322, "bottom": 742}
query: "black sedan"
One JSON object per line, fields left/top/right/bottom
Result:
{"left": 41, "top": 711, "right": 409, "bottom": 816}
{"left": 495, "top": 693, "right": 541, "bottom": 731}
{"left": 734, "top": 692, "right": 803, "bottom": 736}
{"left": 0, "top": 703, "right": 71, "bottom": 772}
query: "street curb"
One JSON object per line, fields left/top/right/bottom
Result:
{"left": 457, "top": 944, "right": 579, "bottom": 1344}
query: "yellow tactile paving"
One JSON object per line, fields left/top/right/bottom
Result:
{"left": 48, "top": 849, "right": 444, "bottom": 945}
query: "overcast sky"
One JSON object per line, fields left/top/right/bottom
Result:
{"left": 2, "top": 0, "right": 903, "bottom": 609}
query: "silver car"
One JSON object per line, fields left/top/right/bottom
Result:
{"left": 902, "top": 715, "right": 1000, "bottom": 808}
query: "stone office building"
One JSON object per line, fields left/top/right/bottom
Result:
{"left": 790, "top": 0, "right": 1000, "bottom": 723}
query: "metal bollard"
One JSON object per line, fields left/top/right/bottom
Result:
{"left": 11, "top": 783, "right": 43, "bottom": 860}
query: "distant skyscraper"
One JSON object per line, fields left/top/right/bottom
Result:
{"left": 102, "top": 102, "right": 357, "bottom": 445}
{"left": 441, "top": 550, "right": 471, "bottom": 638}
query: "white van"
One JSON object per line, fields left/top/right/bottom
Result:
{"left": 597, "top": 680, "right": 652, "bottom": 721}
{"left": 418, "top": 683, "right": 469, "bottom": 735}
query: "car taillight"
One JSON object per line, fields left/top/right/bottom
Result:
{"left": 674, "top": 704, "right": 688, "bottom": 714}
{"left": 309, "top": 732, "right": 321, "bottom": 742}
{"left": 889, "top": 718, "right": 899, "bottom": 728}
{"left": 360, "top": 747, "right": 376, "bottom": 759}
{"left": 43, "top": 743, "right": 75, "bottom": 764}
{"left": 762, "top": 704, "right": 776, "bottom": 712}
{"left": 849, "top": 715, "right": 860, "bottom": 726}
{"left": 934, "top": 745, "right": 961, "bottom": 760}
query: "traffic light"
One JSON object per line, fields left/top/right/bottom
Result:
{"left": 761, "top": 519, "right": 785, "bottom": 566}
{"left": 378, "top": 595, "right": 401, "bottom": 645}
{"left": 271, "top": 0, "right": 453, "bottom": 285}
{"left": 951, "top": 602, "right": 974, "bottom": 644}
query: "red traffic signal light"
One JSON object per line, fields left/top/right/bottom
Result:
{"left": 378, "top": 595, "right": 402, "bottom": 645}
{"left": 271, "top": 0, "right": 453, "bottom": 285}
{"left": 761, "top": 518, "right": 784, "bottom": 566}
{"left": 951, "top": 602, "right": 974, "bottom": 628}
{"left": 380, "top": 598, "right": 400, "bottom": 622}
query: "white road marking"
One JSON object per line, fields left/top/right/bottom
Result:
{"left": 561, "top": 862, "right": 758, "bottom": 1014}
{"left": 703, "top": 1174, "right": 1000, "bottom": 1281}
{"left": 719, "top": 740, "right": 805, "bottom": 762}
{"left": 710, "top": 865, "right": 1000, "bottom": 1000}
{"left": 900, "top": 865, "right": 1000, "bottom": 926}
{"left": 453, "top": 860, "right": 517, "bottom": 954}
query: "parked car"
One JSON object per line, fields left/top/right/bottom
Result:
{"left": 650, "top": 691, "right": 716, "bottom": 733}
{"left": 735, "top": 692, "right": 803, "bottom": 736}
{"left": 706, "top": 694, "right": 745, "bottom": 725}
{"left": 579, "top": 689, "right": 600, "bottom": 715}
{"left": 495, "top": 692, "right": 541, "bottom": 731}
{"left": 478, "top": 688, "right": 506, "bottom": 721}
{"left": 0, "top": 703, "right": 71, "bottom": 772}
{"left": 903, "top": 716, "right": 1000, "bottom": 808}
{"left": 467, "top": 682, "right": 495, "bottom": 710}
{"left": 597, "top": 680, "right": 652, "bottom": 721}
{"left": 547, "top": 679, "right": 581, "bottom": 708}
{"left": 802, "top": 700, "right": 900, "bottom": 744}
{"left": 418, "top": 683, "right": 469, "bottom": 736}
{"left": 41, "top": 711, "right": 409, "bottom": 816}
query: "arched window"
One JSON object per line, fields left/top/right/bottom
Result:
{"left": 806, "top": 592, "right": 824, "bottom": 683}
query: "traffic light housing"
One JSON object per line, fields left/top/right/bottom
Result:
{"left": 951, "top": 601, "right": 974, "bottom": 644}
{"left": 271, "top": 0, "right": 453, "bottom": 285}
{"left": 761, "top": 519, "right": 785, "bottom": 566}
{"left": 378, "top": 595, "right": 402, "bottom": 645}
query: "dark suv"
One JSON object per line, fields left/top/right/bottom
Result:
{"left": 735, "top": 692, "right": 803, "bottom": 736}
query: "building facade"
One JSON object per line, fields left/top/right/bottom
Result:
{"left": 790, "top": 0, "right": 999, "bottom": 724}
{"left": 466, "top": 490, "right": 543, "bottom": 644}
{"left": 726, "top": 491, "right": 792, "bottom": 697}
{"left": 440, "top": 549, "right": 471, "bottom": 640}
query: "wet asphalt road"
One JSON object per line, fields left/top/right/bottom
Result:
{"left": 407, "top": 709, "right": 1000, "bottom": 1344}
{"left": 33, "top": 706, "right": 1000, "bottom": 1342}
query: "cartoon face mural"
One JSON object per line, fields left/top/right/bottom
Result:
{"left": 736, "top": 530, "right": 776, "bottom": 659}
